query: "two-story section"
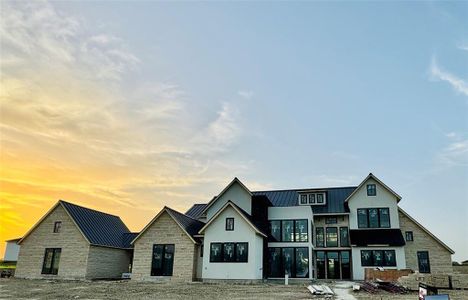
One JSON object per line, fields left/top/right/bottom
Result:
{"left": 346, "top": 173, "right": 406, "bottom": 280}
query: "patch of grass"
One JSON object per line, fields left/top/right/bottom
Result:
{"left": 0, "top": 261, "right": 16, "bottom": 269}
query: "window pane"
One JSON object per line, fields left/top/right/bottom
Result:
{"left": 317, "top": 194, "right": 324, "bottom": 203}
{"left": 282, "top": 248, "right": 294, "bottom": 276}
{"left": 236, "top": 243, "right": 248, "bottom": 262}
{"left": 268, "top": 248, "right": 282, "bottom": 277}
{"left": 379, "top": 208, "right": 390, "bottom": 228}
{"left": 368, "top": 208, "right": 379, "bottom": 228}
{"left": 384, "top": 250, "right": 396, "bottom": 267}
{"left": 417, "top": 251, "right": 430, "bottom": 273}
{"left": 373, "top": 250, "right": 384, "bottom": 266}
{"left": 42, "top": 249, "right": 54, "bottom": 274}
{"left": 341, "top": 251, "right": 351, "bottom": 279}
{"left": 316, "top": 251, "right": 326, "bottom": 279}
{"left": 308, "top": 194, "right": 315, "bottom": 204}
{"left": 367, "top": 184, "right": 376, "bottom": 196}
{"left": 405, "top": 231, "right": 413, "bottom": 241}
{"left": 269, "top": 221, "right": 281, "bottom": 242}
{"left": 295, "top": 220, "right": 308, "bottom": 242}
{"left": 316, "top": 227, "right": 324, "bottom": 247}
{"left": 210, "top": 243, "right": 223, "bottom": 262}
{"left": 51, "top": 249, "right": 61, "bottom": 275}
{"left": 300, "top": 194, "right": 308, "bottom": 204}
{"left": 295, "top": 248, "right": 309, "bottom": 278}
{"left": 151, "top": 245, "right": 164, "bottom": 275}
{"left": 225, "top": 218, "right": 234, "bottom": 231}
{"left": 223, "top": 243, "right": 235, "bottom": 262}
{"left": 326, "top": 227, "right": 338, "bottom": 247}
{"left": 340, "top": 227, "right": 349, "bottom": 247}
{"left": 357, "top": 209, "right": 368, "bottom": 228}
{"left": 282, "top": 220, "right": 294, "bottom": 242}
{"left": 162, "top": 245, "right": 174, "bottom": 276}
{"left": 361, "top": 250, "right": 373, "bottom": 266}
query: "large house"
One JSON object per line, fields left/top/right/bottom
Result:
{"left": 13, "top": 173, "right": 454, "bottom": 281}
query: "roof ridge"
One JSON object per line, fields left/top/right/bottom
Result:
{"left": 166, "top": 206, "right": 204, "bottom": 223}
{"left": 253, "top": 186, "right": 358, "bottom": 193}
{"left": 59, "top": 200, "right": 121, "bottom": 219}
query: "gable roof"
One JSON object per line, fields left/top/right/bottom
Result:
{"left": 344, "top": 173, "right": 402, "bottom": 203}
{"left": 399, "top": 208, "right": 455, "bottom": 254}
{"left": 198, "top": 200, "right": 268, "bottom": 237}
{"left": 186, "top": 203, "right": 208, "bottom": 219}
{"left": 253, "top": 186, "right": 356, "bottom": 214}
{"left": 18, "top": 200, "right": 132, "bottom": 249}
{"left": 132, "top": 206, "right": 205, "bottom": 245}
{"left": 198, "top": 177, "right": 252, "bottom": 217}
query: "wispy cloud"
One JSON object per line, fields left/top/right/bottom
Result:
{"left": 429, "top": 56, "right": 468, "bottom": 96}
{"left": 238, "top": 90, "right": 254, "bottom": 100}
{"left": 437, "top": 132, "right": 468, "bottom": 167}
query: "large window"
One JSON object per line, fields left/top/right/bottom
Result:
{"left": 210, "top": 242, "right": 248, "bottom": 263}
{"left": 151, "top": 244, "right": 174, "bottom": 276}
{"left": 417, "top": 251, "right": 430, "bottom": 273}
{"left": 340, "top": 227, "right": 349, "bottom": 247}
{"left": 357, "top": 208, "right": 391, "bottom": 228}
{"left": 316, "top": 227, "right": 324, "bottom": 247}
{"left": 361, "top": 250, "right": 396, "bottom": 267}
{"left": 367, "top": 184, "right": 376, "bottom": 196}
{"left": 326, "top": 227, "right": 338, "bottom": 247}
{"left": 41, "top": 248, "right": 61, "bottom": 275}
{"left": 268, "top": 247, "right": 309, "bottom": 278}
{"left": 269, "top": 220, "right": 308, "bottom": 242}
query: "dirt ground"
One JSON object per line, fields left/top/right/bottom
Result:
{"left": 1, "top": 278, "right": 467, "bottom": 300}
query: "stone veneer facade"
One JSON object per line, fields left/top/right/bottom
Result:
{"left": 399, "top": 210, "right": 453, "bottom": 274}
{"left": 131, "top": 211, "right": 198, "bottom": 281}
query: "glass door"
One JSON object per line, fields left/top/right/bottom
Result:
{"left": 326, "top": 251, "right": 340, "bottom": 279}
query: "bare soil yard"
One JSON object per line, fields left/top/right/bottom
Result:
{"left": 1, "top": 278, "right": 467, "bottom": 300}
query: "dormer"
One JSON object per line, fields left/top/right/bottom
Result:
{"left": 298, "top": 190, "right": 327, "bottom": 206}
{"left": 199, "top": 178, "right": 253, "bottom": 221}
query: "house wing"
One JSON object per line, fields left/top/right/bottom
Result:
{"left": 344, "top": 173, "right": 402, "bottom": 203}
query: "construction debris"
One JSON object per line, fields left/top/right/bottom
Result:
{"left": 307, "top": 284, "right": 335, "bottom": 295}
{"left": 358, "top": 280, "right": 408, "bottom": 294}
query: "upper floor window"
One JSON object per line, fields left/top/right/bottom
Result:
{"left": 298, "top": 192, "right": 326, "bottom": 205}
{"left": 53, "top": 221, "right": 62, "bottom": 233}
{"left": 357, "top": 208, "right": 390, "bottom": 228}
{"left": 367, "top": 184, "right": 376, "bottom": 196}
{"left": 225, "top": 218, "right": 234, "bottom": 231}
{"left": 269, "top": 219, "right": 308, "bottom": 242}
{"left": 405, "top": 231, "right": 414, "bottom": 241}
{"left": 316, "top": 227, "right": 325, "bottom": 247}
{"left": 340, "top": 227, "right": 349, "bottom": 247}
{"left": 325, "top": 227, "right": 338, "bottom": 247}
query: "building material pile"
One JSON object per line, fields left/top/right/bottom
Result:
{"left": 307, "top": 284, "right": 334, "bottom": 295}
{"left": 359, "top": 280, "right": 408, "bottom": 294}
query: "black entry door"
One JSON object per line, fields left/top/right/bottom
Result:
{"left": 417, "top": 251, "right": 430, "bottom": 273}
{"left": 326, "top": 252, "right": 340, "bottom": 279}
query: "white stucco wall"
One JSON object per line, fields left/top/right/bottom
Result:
{"left": 3, "top": 241, "right": 20, "bottom": 261}
{"left": 202, "top": 206, "right": 263, "bottom": 280}
{"left": 267, "top": 206, "right": 314, "bottom": 279}
{"left": 348, "top": 178, "right": 400, "bottom": 230}
{"left": 351, "top": 247, "right": 406, "bottom": 280}
{"left": 206, "top": 182, "right": 252, "bottom": 220}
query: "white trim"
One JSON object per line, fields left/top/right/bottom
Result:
{"left": 398, "top": 207, "right": 455, "bottom": 254}
{"left": 198, "top": 201, "right": 267, "bottom": 237}
{"left": 344, "top": 173, "right": 402, "bottom": 203}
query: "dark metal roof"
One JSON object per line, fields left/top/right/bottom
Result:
{"left": 121, "top": 232, "right": 139, "bottom": 248}
{"left": 227, "top": 201, "right": 269, "bottom": 237}
{"left": 60, "top": 200, "right": 132, "bottom": 249}
{"left": 166, "top": 207, "right": 205, "bottom": 240}
{"left": 350, "top": 229, "right": 406, "bottom": 247}
{"left": 252, "top": 186, "right": 357, "bottom": 214}
{"left": 185, "top": 204, "right": 208, "bottom": 219}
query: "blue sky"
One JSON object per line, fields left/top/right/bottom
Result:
{"left": 1, "top": 1, "right": 467, "bottom": 261}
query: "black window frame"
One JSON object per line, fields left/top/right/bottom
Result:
{"left": 405, "top": 231, "right": 414, "bottom": 241}
{"left": 53, "top": 221, "right": 62, "bottom": 233}
{"left": 210, "top": 242, "right": 249, "bottom": 263}
{"left": 268, "top": 219, "right": 309, "bottom": 243}
{"left": 417, "top": 251, "right": 431, "bottom": 273}
{"left": 360, "top": 249, "right": 396, "bottom": 267}
{"left": 367, "top": 184, "right": 376, "bottom": 196}
{"left": 267, "top": 247, "right": 309, "bottom": 278}
{"left": 316, "top": 227, "right": 325, "bottom": 247}
{"left": 308, "top": 194, "right": 315, "bottom": 204}
{"left": 339, "top": 227, "right": 349, "bottom": 247}
{"left": 225, "top": 217, "right": 234, "bottom": 231}
{"left": 41, "top": 248, "right": 61, "bottom": 275}
{"left": 316, "top": 193, "right": 324, "bottom": 204}
{"left": 357, "top": 208, "right": 391, "bottom": 228}
{"left": 151, "top": 244, "right": 175, "bottom": 276}
{"left": 300, "top": 194, "right": 308, "bottom": 204}
{"left": 325, "top": 227, "right": 338, "bottom": 247}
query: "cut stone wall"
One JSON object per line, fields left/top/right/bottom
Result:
{"left": 86, "top": 246, "right": 131, "bottom": 279}
{"left": 132, "top": 211, "right": 197, "bottom": 281}
{"left": 15, "top": 205, "right": 90, "bottom": 279}
{"left": 399, "top": 211, "right": 453, "bottom": 274}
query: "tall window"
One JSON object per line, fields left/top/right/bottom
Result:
{"left": 316, "top": 193, "right": 324, "bottom": 203}
{"left": 53, "top": 221, "right": 62, "bottom": 233}
{"left": 225, "top": 218, "right": 234, "bottom": 231}
{"left": 308, "top": 194, "right": 315, "bottom": 204}
{"left": 316, "top": 227, "right": 324, "bottom": 247}
{"left": 269, "top": 220, "right": 308, "bottom": 242}
{"left": 210, "top": 242, "right": 248, "bottom": 263}
{"left": 367, "top": 184, "right": 376, "bottom": 196}
{"left": 41, "top": 248, "right": 61, "bottom": 275}
{"left": 268, "top": 247, "right": 309, "bottom": 278}
{"left": 340, "top": 227, "right": 349, "bottom": 247}
{"left": 417, "top": 251, "right": 430, "bottom": 273}
{"left": 361, "top": 250, "right": 396, "bottom": 267}
{"left": 357, "top": 208, "right": 391, "bottom": 228}
{"left": 151, "top": 244, "right": 174, "bottom": 276}
{"left": 326, "top": 227, "right": 338, "bottom": 247}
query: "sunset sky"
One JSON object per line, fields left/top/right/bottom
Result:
{"left": 0, "top": 1, "right": 467, "bottom": 261}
